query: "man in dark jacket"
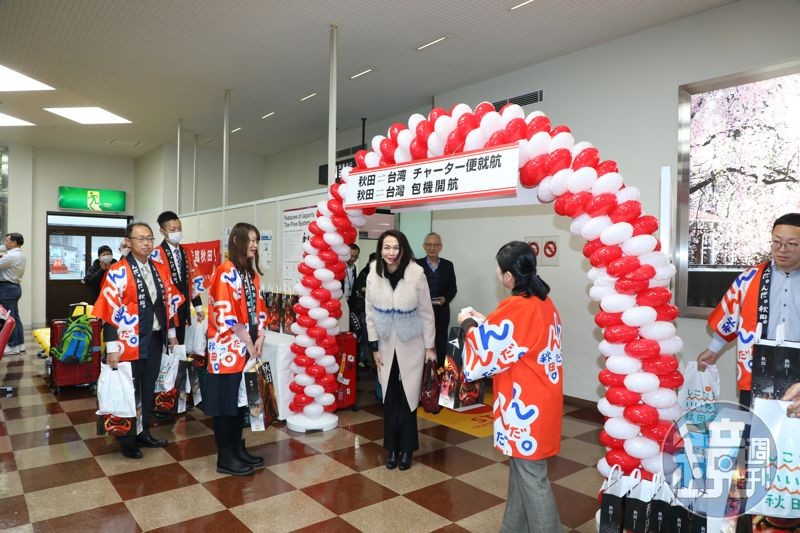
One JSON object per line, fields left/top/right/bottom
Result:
{"left": 82, "top": 245, "right": 117, "bottom": 302}
{"left": 416, "top": 232, "right": 457, "bottom": 365}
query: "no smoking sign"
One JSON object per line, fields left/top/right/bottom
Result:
{"left": 524, "top": 235, "right": 559, "bottom": 266}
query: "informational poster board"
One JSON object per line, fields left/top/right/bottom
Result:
{"left": 259, "top": 230, "right": 273, "bottom": 271}
{"left": 282, "top": 206, "right": 316, "bottom": 287}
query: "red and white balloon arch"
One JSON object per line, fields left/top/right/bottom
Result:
{"left": 286, "top": 101, "right": 683, "bottom": 481}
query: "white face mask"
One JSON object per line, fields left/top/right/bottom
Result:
{"left": 99, "top": 255, "right": 113, "bottom": 264}
{"left": 167, "top": 231, "right": 183, "bottom": 245}
{"left": 120, "top": 247, "right": 130, "bottom": 256}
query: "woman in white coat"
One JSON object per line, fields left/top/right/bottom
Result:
{"left": 366, "top": 230, "right": 436, "bottom": 471}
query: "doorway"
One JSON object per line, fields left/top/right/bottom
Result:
{"left": 45, "top": 213, "right": 131, "bottom": 323}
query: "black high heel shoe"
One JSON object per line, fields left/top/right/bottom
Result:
{"left": 399, "top": 451, "right": 412, "bottom": 471}
{"left": 386, "top": 450, "right": 398, "bottom": 470}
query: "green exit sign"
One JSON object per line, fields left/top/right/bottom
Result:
{"left": 58, "top": 186, "right": 126, "bottom": 212}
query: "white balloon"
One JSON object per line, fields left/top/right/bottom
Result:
{"left": 527, "top": 131, "right": 551, "bottom": 158}
{"left": 294, "top": 334, "right": 315, "bottom": 347}
{"left": 642, "top": 388, "right": 678, "bottom": 409}
{"left": 294, "top": 284, "right": 310, "bottom": 297}
{"left": 290, "top": 323, "right": 307, "bottom": 336}
{"left": 322, "top": 280, "right": 341, "bottom": 292}
{"left": 346, "top": 213, "right": 367, "bottom": 227}
{"left": 318, "top": 317, "right": 338, "bottom": 329}
{"left": 549, "top": 168, "right": 573, "bottom": 197}
{"left": 305, "top": 345, "right": 325, "bottom": 358}
{"left": 581, "top": 215, "right": 612, "bottom": 241}
{"left": 500, "top": 103, "right": 525, "bottom": 125}
{"left": 640, "top": 321, "right": 676, "bottom": 341}
{"left": 517, "top": 139, "right": 531, "bottom": 167}
{"left": 655, "top": 264, "right": 677, "bottom": 279}
{"left": 317, "top": 355, "right": 337, "bottom": 368}
{"left": 616, "top": 185, "right": 641, "bottom": 203}
{"left": 464, "top": 129, "right": 486, "bottom": 151}
{"left": 621, "top": 306, "right": 657, "bottom": 327}
{"left": 407, "top": 113, "right": 426, "bottom": 132}
{"left": 549, "top": 131, "right": 575, "bottom": 152}
{"left": 597, "top": 457, "right": 612, "bottom": 478}
{"left": 624, "top": 437, "right": 660, "bottom": 460}
{"left": 599, "top": 341, "right": 628, "bottom": 358}
{"left": 639, "top": 251, "right": 669, "bottom": 268}
{"left": 326, "top": 327, "right": 339, "bottom": 336}
{"left": 649, "top": 278, "right": 671, "bottom": 288}
{"left": 622, "top": 235, "right": 657, "bottom": 256}
{"left": 525, "top": 110, "right": 546, "bottom": 122}
{"left": 396, "top": 129, "right": 413, "bottom": 150}
{"left": 600, "top": 223, "right": 634, "bottom": 246}
{"left": 332, "top": 243, "right": 352, "bottom": 255}
{"left": 642, "top": 453, "right": 677, "bottom": 475}
{"left": 317, "top": 393, "right": 336, "bottom": 406}
{"left": 303, "top": 254, "right": 324, "bottom": 270}
{"left": 339, "top": 167, "right": 352, "bottom": 183}
{"left": 313, "top": 268, "right": 335, "bottom": 282}
{"left": 304, "top": 384, "right": 324, "bottom": 398}
{"left": 658, "top": 404, "right": 682, "bottom": 421}
{"left": 308, "top": 308, "right": 329, "bottom": 320}
{"left": 590, "top": 285, "right": 617, "bottom": 302}
{"left": 371, "top": 135, "right": 386, "bottom": 155}
{"left": 588, "top": 267, "right": 608, "bottom": 282}
{"left": 568, "top": 167, "right": 598, "bottom": 194}
{"left": 289, "top": 363, "right": 303, "bottom": 374}
{"left": 325, "top": 363, "right": 340, "bottom": 374}
{"left": 316, "top": 216, "right": 335, "bottom": 233}
{"left": 317, "top": 200, "right": 333, "bottom": 217}
{"left": 295, "top": 374, "right": 315, "bottom": 386}
{"left": 298, "top": 296, "right": 321, "bottom": 310}
{"left": 592, "top": 172, "right": 624, "bottom": 195}
{"left": 433, "top": 115, "right": 456, "bottom": 139}
{"left": 329, "top": 289, "right": 344, "bottom": 300}
{"left": 323, "top": 232, "right": 344, "bottom": 247}
{"left": 593, "top": 272, "right": 617, "bottom": 287}
{"left": 302, "top": 241, "right": 318, "bottom": 256}
{"left": 606, "top": 355, "right": 642, "bottom": 375}
{"left": 304, "top": 403, "right": 324, "bottom": 417}
{"left": 479, "top": 111, "right": 503, "bottom": 139}
{"left": 571, "top": 141, "right": 594, "bottom": 156}
{"left": 601, "top": 293, "right": 636, "bottom": 313}
{"left": 624, "top": 372, "right": 661, "bottom": 394}
{"left": 569, "top": 213, "right": 591, "bottom": 237}
{"left": 450, "top": 103, "right": 472, "bottom": 121}
{"left": 394, "top": 146, "right": 412, "bottom": 164}
{"left": 658, "top": 336, "right": 684, "bottom": 355}
{"left": 536, "top": 177, "right": 556, "bottom": 203}
{"left": 427, "top": 132, "right": 445, "bottom": 157}
{"left": 364, "top": 151, "right": 380, "bottom": 168}
{"left": 605, "top": 417, "right": 640, "bottom": 440}
{"left": 598, "top": 397, "right": 626, "bottom": 418}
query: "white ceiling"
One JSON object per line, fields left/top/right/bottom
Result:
{"left": 0, "top": 0, "right": 734, "bottom": 159}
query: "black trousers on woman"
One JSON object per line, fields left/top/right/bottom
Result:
{"left": 383, "top": 355, "right": 419, "bottom": 453}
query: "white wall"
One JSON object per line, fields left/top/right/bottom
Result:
{"left": 4, "top": 143, "right": 34, "bottom": 328}
{"left": 134, "top": 145, "right": 166, "bottom": 226}
{"left": 432, "top": 0, "right": 800, "bottom": 402}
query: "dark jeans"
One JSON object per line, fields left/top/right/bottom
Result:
{"left": 383, "top": 356, "right": 419, "bottom": 453}
{"left": 117, "top": 331, "right": 163, "bottom": 446}
{"left": 433, "top": 304, "right": 450, "bottom": 365}
{"left": 0, "top": 282, "right": 23, "bottom": 348}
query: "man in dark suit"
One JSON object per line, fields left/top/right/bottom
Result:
{"left": 417, "top": 232, "right": 457, "bottom": 365}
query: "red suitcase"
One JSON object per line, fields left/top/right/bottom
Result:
{"left": 335, "top": 332, "right": 358, "bottom": 411}
{"left": 50, "top": 317, "right": 102, "bottom": 394}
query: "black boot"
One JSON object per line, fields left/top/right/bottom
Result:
{"left": 399, "top": 451, "right": 412, "bottom": 471}
{"left": 386, "top": 450, "right": 398, "bottom": 470}
{"left": 217, "top": 445, "right": 255, "bottom": 476}
{"left": 236, "top": 439, "right": 265, "bottom": 468}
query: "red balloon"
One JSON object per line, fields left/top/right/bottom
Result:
{"left": 546, "top": 148, "right": 572, "bottom": 175}
{"left": 485, "top": 130, "right": 508, "bottom": 147}
{"left": 307, "top": 326, "right": 327, "bottom": 340}
{"left": 631, "top": 215, "right": 659, "bottom": 236}
{"left": 288, "top": 401, "right": 302, "bottom": 413}
{"left": 609, "top": 200, "right": 643, "bottom": 224}
{"left": 293, "top": 303, "right": 308, "bottom": 316}
{"left": 519, "top": 155, "right": 548, "bottom": 188}
{"left": 624, "top": 265, "right": 657, "bottom": 281}
{"left": 584, "top": 193, "right": 618, "bottom": 217}
{"left": 625, "top": 339, "right": 661, "bottom": 359}
{"left": 323, "top": 382, "right": 339, "bottom": 394}
{"left": 324, "top": 403, "right": 337, "bottom": 412}
{"left": 310, "top": 288, "right": 331, "bottom": 303}
{"left": 307, "top": 364, "right": 326, "bottom": 378}
{"left": 606, "top": 386, "right": 642, "bottom": 406}
{"left": 444, "top": 129, "right": 465, "bottom": 154}
{"left": 362, "top": 207, "right": 376, "bottom": 216}
{"left": 641, "top": 420, "right": 674, "bottom": 444}
{"left": 298, "top": 263, "right": 314, "bottom": 276}
{"left": 474, "top": 101, "right": 495, "bottom": 119}
{"left": 289, "top": 381, "right": 304, "bottom": 394}
{"left": 504, "top": 118, "right": 527, "bottom": 142}
{"left": 563, "top": 191, "right": 593, "bottom": 218}
{"left": 319, "top": 373, "right": 337, "bottom": 386}
{"left": 599, "top": 369, "right": 626, "bottom": 387}
{"left": 296, "top": 315, "right": 316, "bottom": 329}
{"left": 553, "top": 192, "right": 573, "bottom": 216}
{"left": 583, "top": 239, "right": 604, "bottom": 258}
{"left": 623, "top": 404, "right": 660, "bottom": 426}
{"left": 293, "top": 355, "right": 312, "bottom": 367}
{"left": 642, "top": 355, "right": 679, "bottom": 375}
{"left": 379, "top": 138, "right": 397, "bottom": 161}
{"left": 428, "top": 106, "right": 449, "bottom": 124}
{"left": 320, "top": 335, "right": 338, "bottom": 349}
{"left": 325, "top": 344, "right": 338, "bottom": 356}
{"left": 526, "top": 115, "right": 552, "bottom": 138}
{"left": 327, "top": 199, "right": 346, "bottom": 216}
{"left": 332, "top": 215, "right": 351, "bottom": 231}
{"left": 290, "top": 343, "right": 306, "bottom": 355}
{"left": 318, "top": 250, "right": 338, "bottom": 263}
{"left": 550, "top": 125, "right": 572, "bottom": 136}
{"left": 659, "top": 371, "right": 684, "bottom": 389}
{"left": 329, "top": 182, "right": 343, "bottom": 201}
{"left": 607, "top": 256, "right": 641, "bottom": 278}
{"left": 640, "top": 469, "right": 657, "bottom": 482}
{"left": 655, "top": 304, "right": 680, "bottom": 322}
{"left": 409, "top": 136, "right": 428, "bottom": 160}
{"left": 388, "top": 122, "right": 405, "bottom": 142}
{"left": 572, "top": 147, "right": 600, "bottom": 170}
{"left": 354, "top": 150, "right": 368, "bottom": 169}
{"left": 596, "top": 160, "right": 619, "bottom": 176}
{"left": 342, "top": 227, "right": 357, "bottom": 245}
{"left": 606, "top": 449, "right": 640, "bottom": 474}
{"left": 308, "top": 221, "right": 323, "bottom": 236}
{"left": 604, "top": 324, "right": 639, "bottom": 344}
{"left": 599, "top": 429, "right": 626, "bottom": 449}
{"left": 595, "top": 311, "right": 623, "bottom": 328}
{"left": 636, "top": 287, "right": 672, "bottom": 307}
{"left": 294, "top": 393, "right": 312, "bottom": 406}
{"left": 456, "top": 112, "right": 479, "bottom": 139}
{"left": 301, "top": 275, "right": 321, "bottom": 290}
{"left": 416, "top": 120, "right": 434, "bottom": 140}
{"left": 589, "top": 245, "right": 623, "bottom": 268}
{"left": 615, "top": 278, "right": 650, "bottom": 294}
{"left": 310, "top": 235, "right": 330, "bottom": 251}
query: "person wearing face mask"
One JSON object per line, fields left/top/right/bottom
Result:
{"left": 365, "top": 230, "right": 435, "bottom": 471}
{"left": 151, "top": 211, "right": 206, "bottom": 345}
{"left": 82, "top": 245, "right": 117, "bottom": 301}
{"left": 119, "top": 239, "right": 130, "bottom": 257}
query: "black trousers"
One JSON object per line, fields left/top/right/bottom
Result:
{"left": 213, "top": 407, "right": 246, "bottom": 453}
{"left": 433, "top": 305, "right": 450, "bottom": 365}
{"left": 117, "top": 331, "right": 163, "bottom": 446}
{"left": 383, "top": 356, "right": 419, "bottom": 453}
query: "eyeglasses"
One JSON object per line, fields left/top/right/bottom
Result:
{"left": 130, "top": 236, "right": 155, "bottom": 243}
{"left": 771, "top": 240, "right": 799, "bottom": 251}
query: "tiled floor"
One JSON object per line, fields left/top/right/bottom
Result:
{"left": 0, "top": 335, "right": 604, "bottom": 532}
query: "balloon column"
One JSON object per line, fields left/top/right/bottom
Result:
{"left": 333, "top": 101, "right": 684, "bottom": 479}
{"left": 285, "top": 182, "right": 372, "bottom": 431}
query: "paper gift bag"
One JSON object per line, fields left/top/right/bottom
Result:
{"left": 624, "top": 472, "right": 663, "bottom": 533}
{"left": 599, "top": 465, "right": 638, "bottom": 533}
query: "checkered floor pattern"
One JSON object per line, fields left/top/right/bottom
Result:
{"left": 1, "top": 334, "right": 604, "bottom": 532}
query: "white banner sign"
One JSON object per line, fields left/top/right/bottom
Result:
{"left": 282, "top": 206, "right": 317, "bottom": 287}
{"left": 345, "top": 144, "right": 519, "bottom": 209}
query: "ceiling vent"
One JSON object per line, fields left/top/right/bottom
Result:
{"left": 492, "top": 89, "right": 543, "bottom": 110}
{"left": 107, "top": 139, "right": 141, "bottom": 148}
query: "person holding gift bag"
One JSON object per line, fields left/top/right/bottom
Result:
{"left": 365, "top": 230, "right": 436, "bottom": 471}
{"left": 458, "top": 241, "right": 563, "bottom": 533}
{"left": 206, "top": 223, "right": 267, "bottom": 476}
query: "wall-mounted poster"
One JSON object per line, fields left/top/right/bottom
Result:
{"left": 260, "top": 230, "right": 273, "bottom": 271}
{"left": 282, "top": 206, "right": 316, "bottom": 287}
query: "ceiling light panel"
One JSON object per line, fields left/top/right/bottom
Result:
{"left": 300, "top": 93, "right": 317, "bottom": 101}
{"left": 0, "top": 112, "right": 35, "bottom": 126}
{"left": 0, "top": 65, "right": 54, "bottom": 91}
{"left": 44, "top": 107, "right": 131, "bottom": 124}
{"left": 510, "top": 0, "right": 536, "bottom": 10}
{"left": 416, "top": 36, "right": 447, "bottom": 51}
{"left": 261, "top": 112, "right": 275, "bottom": 119}
{"left": 349, "top": 68, "right": 373, "bottom": 80}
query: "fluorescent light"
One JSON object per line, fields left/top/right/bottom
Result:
{"left": 0, "top": 112, "right": 35, "bottom": 126}
{"left": 0, "top": 65, "right": 54, "bottom": 92}
{"left": 231, "top": 127, "right": 242, "bottom": 133}
{"left": 416, "top": 36, "right": 447, "bottom": 51}
{"left": 300, "top": 93, "right": 317, "bottom": 102}
{"left": 44, "top": 107, "right": 130, "bottom": 124}
{"left": 261, "top": 112, "right": 275, "bottom": 119}
{"left": 349, "top": 68, "right": 373, "bottom": 80}
{"left": 510, "top": 0, "right": 535, "bottom": 9}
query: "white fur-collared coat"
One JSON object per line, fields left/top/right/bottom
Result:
{"left": 365, "top": 261, "right": 435, "bottom": 410}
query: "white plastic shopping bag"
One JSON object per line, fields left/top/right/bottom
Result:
{"left": 96, "top": 362, "right": 136, "bottom": 417}
{"left": 155, "top": 346, "right": 180, "bottom": 393}
{"left": 678, "top": 361, "right": 719, "bottom": 425}
{"left": 185, "top": 317, "right": 208, "bottom": 356}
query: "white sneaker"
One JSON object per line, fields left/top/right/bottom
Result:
{"left": 3, "top": 345, "right": 20, "bottom": 355}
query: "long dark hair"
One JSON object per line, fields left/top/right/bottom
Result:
{"left": 496, "top": 241, "right": 550, "bottom": 300}
{"left": 228, "top": 222, "right": 262, "bottom": 276}
{"left": 374, "top": 229, "right": 414, "bottom": 278}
